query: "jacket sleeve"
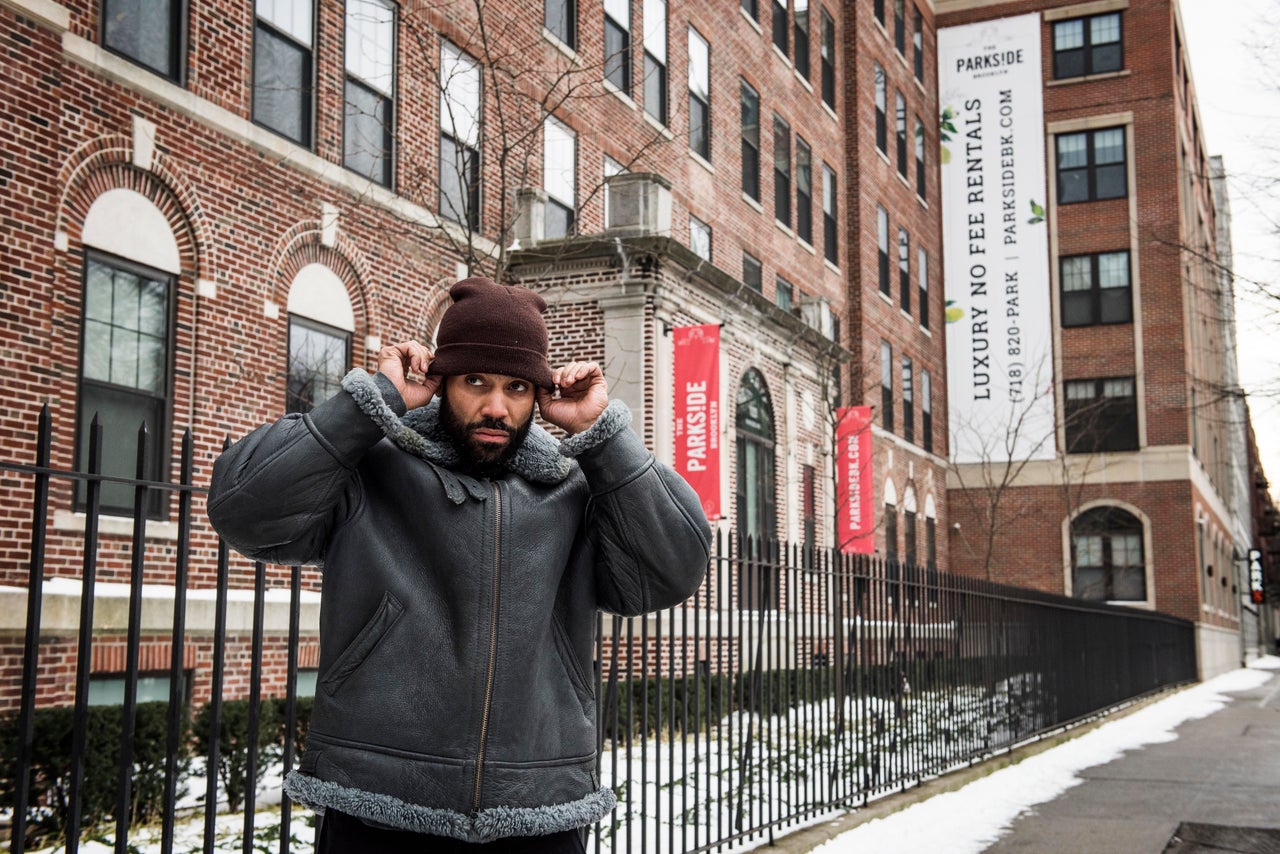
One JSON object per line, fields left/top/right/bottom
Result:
{"left": 206, "top": 372, "right": 403, "bottom": 566}
{"left": 562, "top": 401, "right": 712, "bottom": 616}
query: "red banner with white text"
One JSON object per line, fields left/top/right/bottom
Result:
{"left": 673, "top": 324, "right": 721, "bottom": 519}
{"left": 836, "top": 406, "right": 874, "bottom": 553}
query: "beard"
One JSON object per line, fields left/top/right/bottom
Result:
{"left": 439, "top": 388, "right": 533, "bottom": 480}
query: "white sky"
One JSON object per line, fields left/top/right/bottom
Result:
{"left": 808, "top": 656, "right": 1280, "bottom": 854}
{"left": 1180, "top": 0, "right": 1280, "bottom": 497}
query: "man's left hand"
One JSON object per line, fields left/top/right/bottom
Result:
{"left": 537, "top": 361, "right": 609, "bottom": 436}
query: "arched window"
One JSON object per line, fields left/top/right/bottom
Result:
{"left": 1071, "top": 507, "right": 1145, "bottom": 601}
{"left": 77, "top": 189, "right": 180, "bottom": 517}
{"left": 736, "top": 369, "right": 776, "bottom": 610}
{"left": 736, "top": 369, "right": 776, "bottom": 541}
{"left": 286, "top": 264, "right": 354, "bottom": 413}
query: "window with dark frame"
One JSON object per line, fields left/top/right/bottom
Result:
{"left": 1057, "top": 127, "right": 1127, "bottom": 203}
{"left": 796, "top": 136, "right": 813, "bottom": 244}
{"left": 743, "top": 252, "right": 763, "bottom": 291}
{"left": 893, "top": 0, "right": 905, "bottom": 54}
{"left": 898, "top": 227, "right": 910, "bottom": 315}
{"left": 913, "top": 4, "right": 923, "bottom": 82}
{"left": 742, "top": 0, "right": 758, "bottom": 21}
{"left": 688, "top": 27, "right": 710, "bottom": 160}
{"left": 1072, "top": 506, "right": 1145, "bottom": 601}
{"left": 604, "top": 0, "right": 631, "bottom": 94}
{"left": 76, "top": 252, "right": 172, "bottom": 518}
{"left": 741, "top": 80, "right": 761, "bottom": 200}
{"left": 440, "top": 40, "right": 481, "bottom": 230}
{"left": 895, "top": 90, "right": 908, "bottom": 177}
{"left": 794, "top": 0, "right": 810, "bottom": 79}
{"left": 775, "top": 275, "right": 793, "bottom": 312}
{"left": 914, "top": 115, "right": 926, "bottom": 199}
{"left": 253, "top": 0, "right": 313, "bottom": 147}
{"left": 877, "top": 205, "right": 890, "bottom": 296}
{"left": 344, "top": 0, "right": 396, "bottom": 188}
{"left": 1052, "top": 12, "right": 1122, "bottom": 80}
{"left": 773, "top": 0, "right": 789, "bottom": 56}
{"left": 1064, "top": 377, "right": 1138, "bottom": 453}
{"left": 925, "top": 514, "right": 938, "bottom": 602}
{"left": 884, "top": 502, "right": 898, "bottom": 562}
{"left": 102, "top": 0, "right": 184, "bottom": 81}
{"left": 925, "top": 515, "right": 936, "bottom": 567}
{"left": 1060, "top": 250, "right": 1132, "bottom": 326}
{"left": 690, "top": 214, "right": 712, "bottom": 261}
{"left": 822, "top": 163, "right": 838, "bottom": 265}
{"left": 874, "top": 62, "right": 887, "bottom": 153}
{"left": 918, "top": 245, "right": 929, "bottom": 329}
{"left": 820, "top": 8, "right": 836, "bottom": 110}
{"left": 643, "top": 0, "right": 668, "bottom": 124}
{"left": 880, "top": 339, "right": 893, "bottom": 431}
{"left": 920, "top": 368, "right": 932, "bottom": 453}
{"left": 736, "top": 369, "right": 778, "bottom": 607}
{"left": 543, "top": 116, "right": 577, "bottom": 238}
{"left": 904, "top": 508, "right": 917, "bottom": 566}
{"left": 545, "top": 0, "right": 577, "bottom": 50}
{"left": 874, "top": 0, "right": 885, "bottom": 27}
{"left": 902, "top": 355, "right": 914, "bottom": 444}
{"left": 774, "top": 114, "right": 792, "bottom": 225}
{"left": 88, "top": 670, "right": 190, "bottom": 706}
{"left": 802, "top": 464, "right": 817, "bottom": 553}
{"left": 287, "top": 315, "right": 351, "bottom": 414}
{"left": 603, "top": 155, "right": 624, "bottom": 228}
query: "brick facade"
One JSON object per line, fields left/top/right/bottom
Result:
{"left": 0, "top": 0, "right": 903, "bottom": 709}
{"left": 937, "top": 0, "right": 1247, "bottom": 674}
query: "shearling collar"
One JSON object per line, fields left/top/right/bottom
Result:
{"left": 340, "top": 369, "right": 631, "bottom": 501}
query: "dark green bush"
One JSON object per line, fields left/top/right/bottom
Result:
{"left": 192, "top": 698, "right": 282, "bottom": 813}
{"left": 0, "top": 701, "right": 187, "bottom": 846}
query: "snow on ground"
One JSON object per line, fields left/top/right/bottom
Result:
{"left": 809, "top": 656, "right": 1280, "bottom": 854}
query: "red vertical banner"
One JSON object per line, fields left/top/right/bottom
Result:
{"left": 836, "top": 406, "right": 874, "bottom": 553}
{"left": 673, "top": 324, "right": 721, "bottom": 519}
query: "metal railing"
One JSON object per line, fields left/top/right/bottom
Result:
{"left": 2, "top": 406, "right": 1198, "bottom": 852}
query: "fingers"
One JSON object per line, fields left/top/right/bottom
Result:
{"left": 551, "top": 361, "right": 603, "bottom": 393}
{"left": 378, "top": 341, "right": 434, "bottom": 377}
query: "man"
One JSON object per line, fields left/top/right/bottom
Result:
{"left": 207, "top": 277, "right": 711, "bottom": 852}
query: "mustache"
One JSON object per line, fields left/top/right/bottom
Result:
{"left": 467, "top": 417, "right": 514, "bottom": 434}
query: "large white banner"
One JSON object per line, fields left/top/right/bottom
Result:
{"left": 939, "top": 14, "right": 1055, "bottom": 464}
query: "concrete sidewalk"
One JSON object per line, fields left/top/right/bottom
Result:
{"left": 983, "top": 666, "right": 1280, "bottom": 853}
{"left": 770, "top": 663, "right": 1280, "bottom": 854}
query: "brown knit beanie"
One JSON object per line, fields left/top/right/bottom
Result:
{"left": 427, "top": 277, "right": 555, "bottom": 389}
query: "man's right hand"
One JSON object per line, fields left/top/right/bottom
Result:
{"left": 376, "top": 341, "right": 440, "bottom": 410}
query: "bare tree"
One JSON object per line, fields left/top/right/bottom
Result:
{"left": 337, "top": 0, "right": 675, "bottom": 281}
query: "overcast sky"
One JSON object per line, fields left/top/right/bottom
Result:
{"left": 1180, "top": 0, "right": 1280, "bottom": 497}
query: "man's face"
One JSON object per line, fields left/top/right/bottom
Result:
{"left": 439, "top": 373, "right": 537, "bottom": 476}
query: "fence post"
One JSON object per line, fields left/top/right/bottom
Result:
{"left": 11, "top": 405, "right": 51, "bottom": 852}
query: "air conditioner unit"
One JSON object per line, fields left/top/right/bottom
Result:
{"left": 513, "top": 188, "right": 548, "bottom": 245}
{"left": 605, "top": 172, "right": 672, "bottom": 237}
{"left": 799, "top": 296, "right": 834, "bottom": 338}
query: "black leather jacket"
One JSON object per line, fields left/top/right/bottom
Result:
{"left": 207, "top": 370, "right": 710, "bottom": 843}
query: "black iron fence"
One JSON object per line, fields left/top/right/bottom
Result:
{"left": 2, "top": 406, "right": 1197, "bottom": 853}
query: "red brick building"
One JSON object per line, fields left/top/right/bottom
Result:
{"left": 936, "top": 0, "right": 1250, "bottom": 676}
{"left": 841, "top": 0, "right": 952, "bottom": 572}
{"left": 0, "top": 0, "right": 941, "bottom": 708}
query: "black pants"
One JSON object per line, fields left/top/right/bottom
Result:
{"left": 315, "top": 809, "right": 588, "bottom": 853}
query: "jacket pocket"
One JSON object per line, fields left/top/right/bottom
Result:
{"left": 551, "top": 613, "right": 594, "bottom": 715}
{"left": 320, "top": 591, "right": 404, "bottom": 696}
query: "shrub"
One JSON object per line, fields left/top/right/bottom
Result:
{"left": 192, "top": 698, "right": 282, "bottom": 813}
{"left": 0, "top": 701, "right": 187, "bottom": 846}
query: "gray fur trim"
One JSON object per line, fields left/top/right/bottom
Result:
{"left": 558, "top": 400, "right": 632, "bottom": 458}
{"left": 339, "top": 369, "right": 573, "bottom": 486}
{"left": 284, "top": 771, "right": 616, "bottom": 843}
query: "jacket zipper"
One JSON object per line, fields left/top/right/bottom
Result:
{"left": 473, "top": 481, "right": 502, "bottom": 813}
